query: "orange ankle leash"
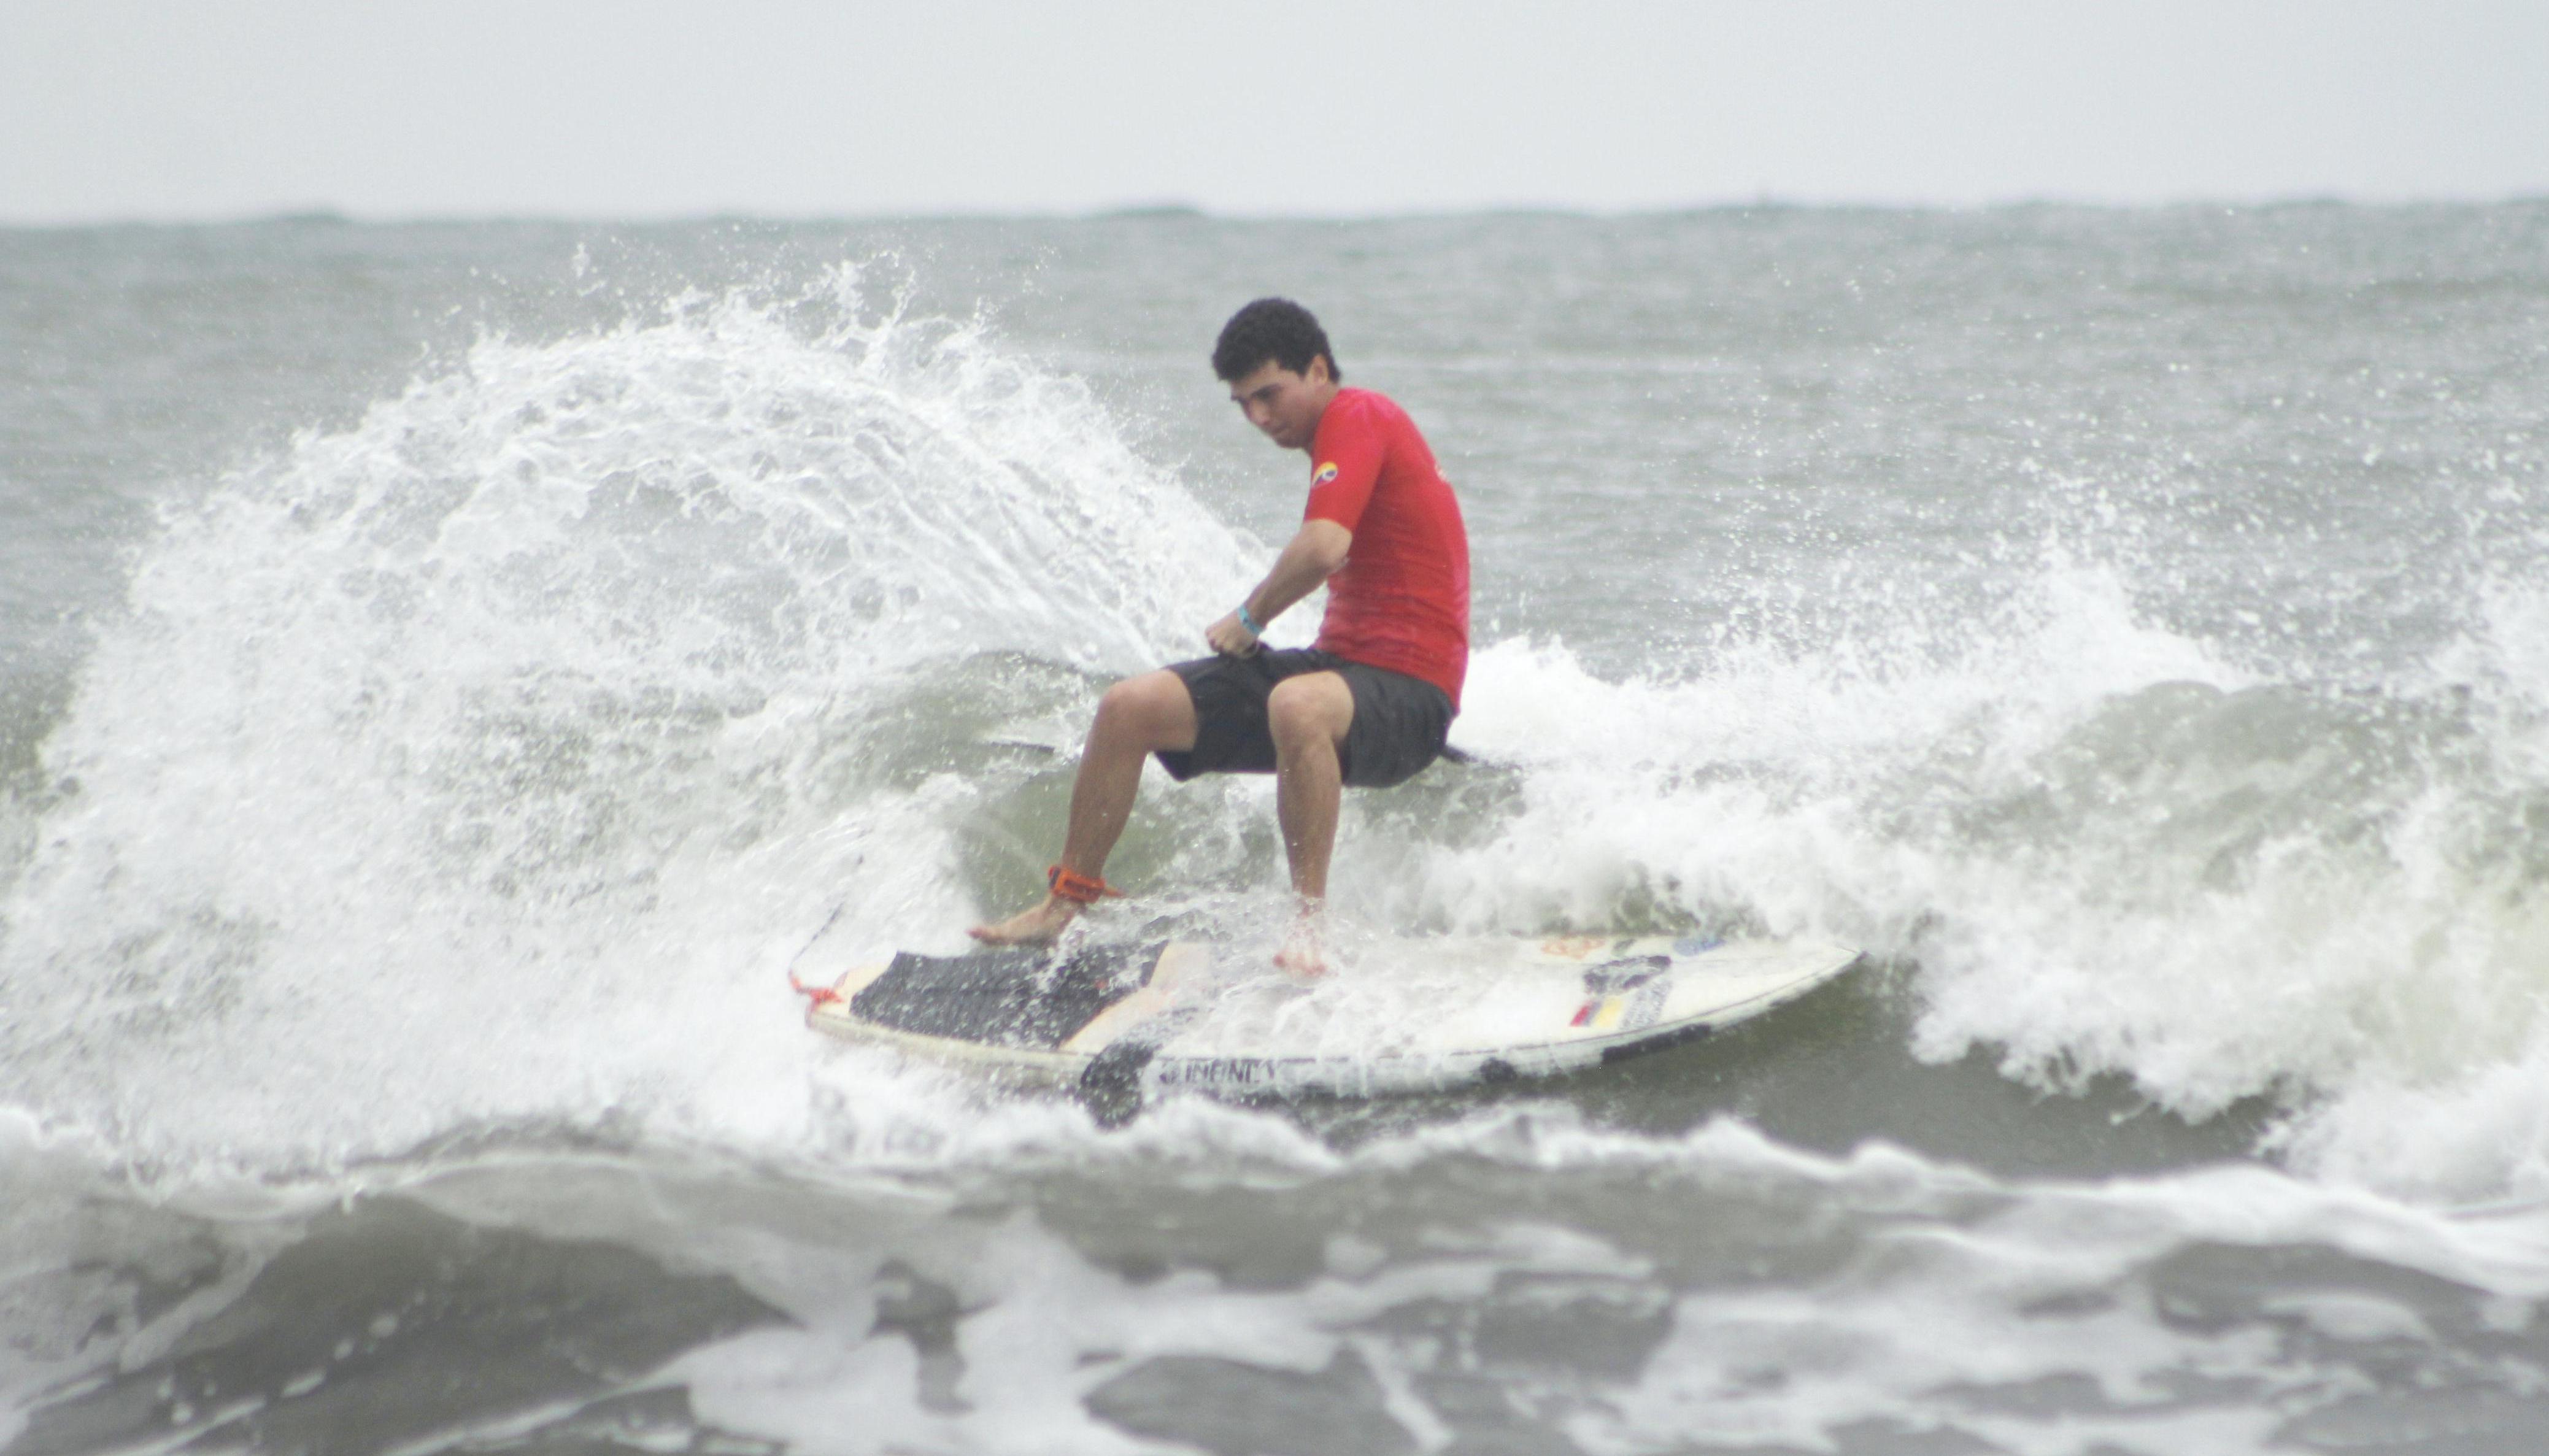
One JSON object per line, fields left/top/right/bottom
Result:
{"left": 1047, "top": 864, "right": 1124, "bottom": 904}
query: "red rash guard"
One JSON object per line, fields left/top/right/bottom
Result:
{"left": 1301, "top": 388, "right": 1471, "bottom": 709}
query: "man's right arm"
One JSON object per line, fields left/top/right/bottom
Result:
{"left": 1206, "top": 519, "right": 1352, "bottom": 655}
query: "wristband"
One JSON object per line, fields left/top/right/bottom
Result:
{"left": 1236, "top": 604, "right": 1263, "bottom": 637}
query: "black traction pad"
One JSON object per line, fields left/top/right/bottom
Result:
{"left": 850, "top": 942, "right": 1165, "bottom": 1050}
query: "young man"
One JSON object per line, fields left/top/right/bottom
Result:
{"left": 970, "top": 298, "right": 1470, "bottom": 974}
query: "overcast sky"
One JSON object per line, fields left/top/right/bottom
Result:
{"left": 6, "top": 1, "right": 2543, "bottom": 223}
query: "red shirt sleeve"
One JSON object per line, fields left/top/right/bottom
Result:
{"left": 1303, "top": 395, "right": 1386, "bottom": 531}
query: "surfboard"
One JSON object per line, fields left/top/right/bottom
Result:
{"left": 800, "top": 931, "right": 1863, "bottom": 1122}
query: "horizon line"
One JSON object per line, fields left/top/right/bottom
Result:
{"left": 7, "top": 191, "right": 2547, "bottom": 232}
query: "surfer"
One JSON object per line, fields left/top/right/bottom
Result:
{"left": 971, "top": 298, "right": 1471, "bottom": 974}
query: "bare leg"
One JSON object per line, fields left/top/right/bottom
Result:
{"left": 970, "top": 671, "right": 1197, "bottom": 944}
{"left": 1266, "top": 672, "right": 1354, "bottom": 977}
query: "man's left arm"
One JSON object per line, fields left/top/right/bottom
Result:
{"left": 1206, "top": 519, "right": 1351, "bottom": 655}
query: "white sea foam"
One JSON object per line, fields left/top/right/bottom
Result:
{"left": 0, "top": 272, "right": 1254, "bottom": 1176}
{"left": 367, "top": 1117, "right": 2549, "bottom": 1456}
{"left": 1342, "top": 518, "right": 2549, "bottom": 1207}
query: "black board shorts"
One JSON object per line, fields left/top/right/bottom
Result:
{"left": 1154, "top": 649, "right": 1454, "bottom": 790}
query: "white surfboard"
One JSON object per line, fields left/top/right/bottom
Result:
{"left": 801, "top": 931, "right": 1862, "bottom": 1120}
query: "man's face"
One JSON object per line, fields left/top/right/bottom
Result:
{"left": 1227, "top": 356, "right": 1335, "bottom": 450}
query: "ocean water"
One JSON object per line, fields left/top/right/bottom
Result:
{"left": 3, "top": 205, "right": 2548, "bottom": 1454}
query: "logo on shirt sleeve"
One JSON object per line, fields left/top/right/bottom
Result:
{"left": 1312, "top": 461, "right": 1340, "bottom": 486}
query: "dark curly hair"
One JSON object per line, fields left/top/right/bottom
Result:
{"left": 1211, "top": 298, "right": 1340, "bottom": 383}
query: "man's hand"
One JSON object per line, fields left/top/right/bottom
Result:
{"left": 1206, "top": 610, "right": 1260, "bottom": 657}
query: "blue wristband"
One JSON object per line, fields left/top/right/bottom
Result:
{"left": 1236, "top": 604, "right": 1263, "bottom": 637}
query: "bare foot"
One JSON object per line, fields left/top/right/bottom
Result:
{"left": 1274, "top": 903, "right": 1328, "bottom": 980}
{"left": 970, "top": 894, "right": 1080, "bottom": 945}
